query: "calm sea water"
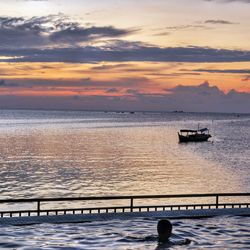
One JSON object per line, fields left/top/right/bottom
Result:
{"left": 0, "top": 110, "right": 249, "bottom": 249}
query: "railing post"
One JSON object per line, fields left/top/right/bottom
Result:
{"left": 130, "top": 198, "right": 134, "bottom": 212}
{"left": 216, "top": 195, "right": 219, "bottom": 209}
{"left": 37, "top": 200, "right": 41, "bottom": 216}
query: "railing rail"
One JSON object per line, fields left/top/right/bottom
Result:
{"left": 0, "top": 193, "right": 249, "bottom": 218}
{"left": 1, "top": 192, "right": 250, "bottom": 203}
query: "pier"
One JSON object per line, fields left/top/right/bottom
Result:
{"left": 0, "top": 193, "right": 249, "bottom": 225}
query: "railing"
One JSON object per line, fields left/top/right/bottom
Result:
{"left": 0, "top": 193, "right": 249, "bottom": 218}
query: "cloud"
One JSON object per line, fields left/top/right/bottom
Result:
{"left": 1, "top": 44, "right": 250, "bottom": 63}
{"left": 169, "top": 81, "right": 221, "bottom": 95}
{"left": 106, "top": 88, "right": 120, "bottom": 93}
{"left": 90, "top": 64, "right": 132, "bottom": 71}
{"left": 184, "top": 69, "right": 250, "bottom": 74}
{"left": 242, "top": 75, "right": 250, "bottom": 81}
{"left": 0, "top": 79, "right": 6, "bottom": 86}
{"left": 163, "top": 82, "right": 250, "bottom": 113}
{"left": 154, "top": 32, "right": 171, "bottom": 36}
{"left": 156, "top": 19, "right": 236, "bottom": 37}
{"left": 0, "top": 15, "right": 134, "bottom": 48}
{"left": 126, "top": 89, "right": 140, "bottom": 95}
{"left": 164, "top": 25, "right": 208, "bottom": 31}
{"left": 204, "top": 19, "right": 237, "bottom": 24}
{"left": 0, "top": 79, "right": 20, "bottom": 87}
{"left": 0, "top": 16, "right": 50, "bottom": 48}
{"left": 50, "top": 26, "right": 134, "bottom": 45}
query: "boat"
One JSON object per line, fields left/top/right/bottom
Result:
{"left": 178, "top": 128, "right": 211, "bottom": 143}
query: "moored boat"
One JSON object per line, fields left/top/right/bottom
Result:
{"left": 178, "top": 128, "right": 211, "bottom": 143}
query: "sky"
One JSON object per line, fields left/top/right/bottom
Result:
{"left": 0, "top": 0, "right": 250, "bottom": 112}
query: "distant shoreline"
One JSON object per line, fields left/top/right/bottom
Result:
{"left": 0, "top": 108, "right": 249, "bottom": 115}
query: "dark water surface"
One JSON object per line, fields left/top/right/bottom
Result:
{"left": 0, "top": 110, "right": 249, "bottom": 248}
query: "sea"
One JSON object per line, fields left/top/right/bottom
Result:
{"left": 0, "top": 110, "right": 249, "bottom": 249}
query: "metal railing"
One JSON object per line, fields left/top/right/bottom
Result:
{"left": 0, "top": 193, "right": 249, "bottom": 218}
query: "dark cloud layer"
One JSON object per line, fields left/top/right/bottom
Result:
{"left": 0, "top": 79, "right": 6, "bottom": 86}
{"left": 0, "top": 15, "right": 133, "bottom": 48}
{"left": 0, "top": 82, "right": 249, "bottom": 113}
{"left": 1, "top": 45, "right": 250, "bottom": 63}
{"left": 0, "top": 76, "right": 152, "bottom": 90}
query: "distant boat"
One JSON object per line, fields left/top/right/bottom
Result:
{"left": 172, "top": 110, "right": 184, "bottom": 113}
{"left": 178, "top": 128, "right": 211, "bottom": 143}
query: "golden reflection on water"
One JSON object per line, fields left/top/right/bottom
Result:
{"left": 0, "top": 110, "right": 249, "bottom": 213}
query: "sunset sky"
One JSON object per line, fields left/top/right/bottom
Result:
{"left": 0, "top": 0, "right": 250, "bottom": 112}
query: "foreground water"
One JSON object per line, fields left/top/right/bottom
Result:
{"left": 0, "top": 110, "right": 249, "bottom": 249}
{"left": 1, "top": 216, "right": 250, "bottom": 249}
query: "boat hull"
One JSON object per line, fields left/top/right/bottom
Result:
{"left": 178, "top": 133, "right": 211, "bottom": 143}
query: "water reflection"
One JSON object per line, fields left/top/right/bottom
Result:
{"left": 0, "top": 110, "right": 249, "bottom": 202}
